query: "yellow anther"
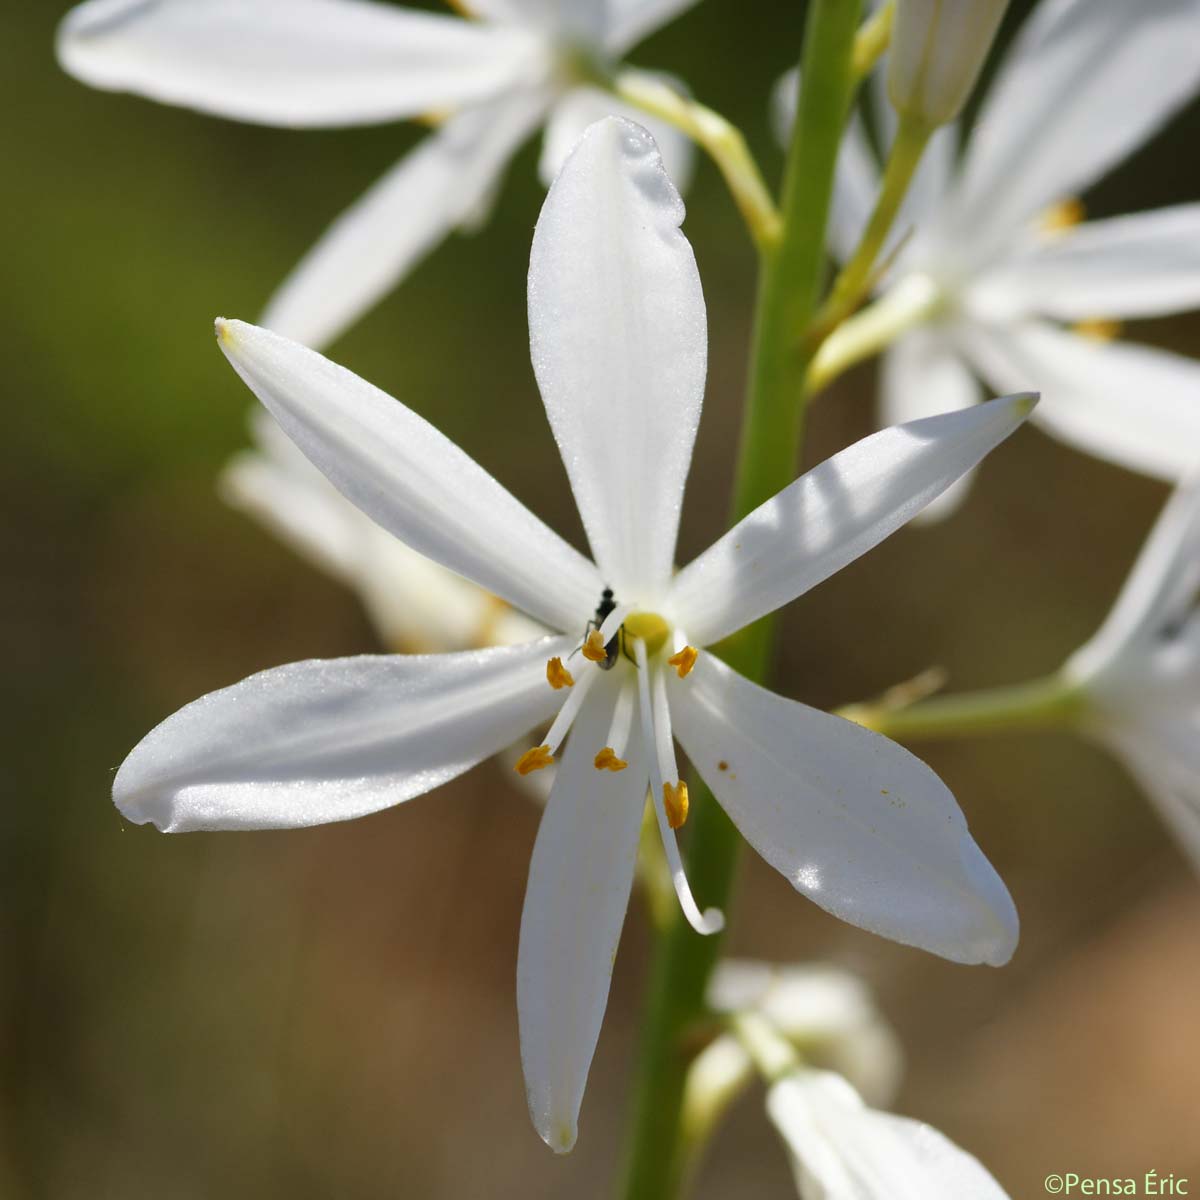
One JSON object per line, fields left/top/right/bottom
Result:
{"left": 1072, "top": 317, "right": 1122, "bottom": 342}
{"left": 663, "top": 781, "right": 689, "bottom": 830}
{"left": 667, "top": 646, "right": 698, "bottom": 678}
{"left": 624, "top": 612, "right": 670, "bottom": 657}
{"left": 515, "top": 745, "right": 554, "bottom": 776}
{"left": 582, "top": 630, "right": 609, "bottom": 662}
{"left": 546, "top": 657, "right": 575, "bottom": 690}
{"left": 1039, "top": 197, "right": 1085, "bottom": 237}
{"left": 594, "top": 747, "right": 629, "bottom": 772}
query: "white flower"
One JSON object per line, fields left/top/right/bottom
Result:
{"left": 223, "top": 409, "right": 545, "bottom": 653}
{"left": 709, "top": 960, "right": 903, "bottom": 1106}
{"left": 113, "top": 118, "right": 1030, "bottom": 1152}
{"left": 57, "top": 0, "right": 696, "bottom": 350}
{"left": 766, "top": 1069, "right": 1008, "bottom": 1199}
{"left": 1064, "top": 479, "right": 1200, "bottom": 868}
{"left": 888, "top": 0, "right": 1009, "bottom": 127}
{"left": 814, "top": 0, "right": 1200, "bottom": 517}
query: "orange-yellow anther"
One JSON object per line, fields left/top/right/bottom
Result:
{"left": 546, "top": 657, "right": 574, "bottom": 689}
{"left": 515, "top": 745, "right": 554, "bottom": 776}
{"left": 594, "top": 747, "right": 629, "bottom": 772}
{"left": 582, "top": 630, "right": 608, "bottom": 662}
{"left": 663, "top": 781, "right": 689, "bottom": 830}
{"left": 1072, "top": 317, "right": 1122, "bottom": 342}
{"left": 667, "top": 646, "right": 698, "bottom": 678}
{"left": 1039, "top": 197, "right": 1085, "bottom": 236}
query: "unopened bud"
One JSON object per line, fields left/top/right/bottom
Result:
{"left": 888, "top": 0, "right": 1009, "bottom": 126}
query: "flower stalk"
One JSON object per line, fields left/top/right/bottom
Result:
{"left": 619, "top": 3, "right": 863, "bottom": 1196}
{"left": 839, "top": 674, "right": 1086, "bottom": 741}
{"left": 807, "top": 270, "right": 943, "bottom": 393}
{"left": 852, "top": 0, "right": 895, "bottom": 81}
{"left": 812, "top": 111, "right": 933, "bottom": 340}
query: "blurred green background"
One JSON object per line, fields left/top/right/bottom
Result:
{"left": 6, "top": 1, "right": 1200, "bottom": 1195}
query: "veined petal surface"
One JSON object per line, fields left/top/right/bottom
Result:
{"left": 57, "top": 0, "right": 549, "bottom": 127}
{"left": 518, "top": 676, "right": 648, "bottom": 1154}
{"left": 984, "top": 204, "right": 1200, "bottom": 322}
{"left": 668, "top": 394, "right": 1032, "bottom": 647}
{"left": 945, "top": 0, "right": 1200, "bottom": 263}
{"left": 767, "top": 1071, "right": 1009, "bottom": 1200}
{"left": 262, "top": 91, "right": 550, "bottom": 349}
{"left": 528, "top": 117, "right": 706, "bottom": 600}
{"left": 668, "top": 654, "right": 1019, "bottom": 966}
{"left": 958, "top": 321, "right": 1200, "bottom": 481}
{"left": 217, "top": 321, "right": 602, "bottom": 632}
{"left": 114, "top": 637, "right": 572, "bottom": 832}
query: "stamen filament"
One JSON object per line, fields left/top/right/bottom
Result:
{"left": 544, "top": 664, "right": 599, "bottom": 755}
{"left": 598, "top": 603, "right": 635, "bottom": 644}
{"left": 606, "top": 679, "right": 636, "bottom": 758}
{"left": 633, "top": 638, "right": 724, "bottom": 936}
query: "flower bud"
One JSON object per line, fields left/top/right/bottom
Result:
{"left": 888, "top": 0, "right": 1009, "bottom": 127}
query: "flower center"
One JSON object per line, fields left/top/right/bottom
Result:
{"left": 513, "top": 592, "right": 699, "bottom": 780}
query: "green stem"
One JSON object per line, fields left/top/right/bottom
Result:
{"left": 811, "top": 113, "right": 932, "bottom": 340}
{"left": 617, "top": 4, "right": 862, "bottom": 1198}
{"left": 838, "top": 674, "right": 1086, "bottom": 741}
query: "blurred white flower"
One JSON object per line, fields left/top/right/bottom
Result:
{"left": 767, "top": 1069, "right": 1008, "bottom": 1199}
{"left": 887, "top": 0, "right": 1009, "bottom": 127}
{"left": 1065, "top": 479, "right": 1200, "bottom": 866}
{"left": 709, "top": 960, "right": 903, "bottom": 1105}
{"left": 58, "top": 0, "right": 696, "bottom": 349}
{"left": 784, "top": 0, "right": 1200, "bottom": 517}
{"left": 223, "top": 408, "right": 544, "bottom": 653}
{"left": 113, "top": 119, "right": 1030, "bottom": 1151}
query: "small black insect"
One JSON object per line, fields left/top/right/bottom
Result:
{"left": 587, "top": 587, "right": 622, "bottom": 670}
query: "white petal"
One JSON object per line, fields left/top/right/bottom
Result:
{"left": 1109, "top": 733, "right": 1200, "bottom": 874}
{"left": 57, "top": 0, "right": 549, "bottom": 127}
{"left": 539, "top": 82, "right": 695, "bottom": 194}
{"left": 945, "top": 0, "right": 1200, "bottom": 261}
{"left": 114, "top": 637, "right": 573, "bottom": 832}
{"left": 880, "top": 329, "right": 983, "bottom": 524}
{"left": 221, "top": 408, "right": 370, "bottom": 582}
{"left": 517, "top": 677, "right": 648, "bottom": 1154}
{"left": 668, "top": 394, "right": 1033, "bottom": 646}
{"left": 887, "top": 0, "right": 1008, "bottom": 128}
{"left": 767, "top": 1072, "right": 1009, "bottom": 1200}
{"left": 958, "top": 320, "right": 1200, "bottom": 481}
{"left": 216, "top": 320, "right": 603, "bottom": 632}
{"left": 668, "top": 654, "right": 1019, "bottom": 965}
{"left": 262, "top": 91, "right": 549, "bottom": 349}
{"left": 603, "top": 0, "right": 699, "bottom": 54}
{"left": 1068, "top": 480, "right": 1200, "bottom": 680}
{"left": 982, "top": 204, "right": 1200, "bottom": 323}
{"left": 528, "top": 117, "right": 706, "bottom": 599}
{"left": 223, "top": 411, "right": 548, "bottom": 653}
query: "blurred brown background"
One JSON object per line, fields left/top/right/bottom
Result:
{"left": 5, "top": 1, "right": 1200, "bottom": 1196}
